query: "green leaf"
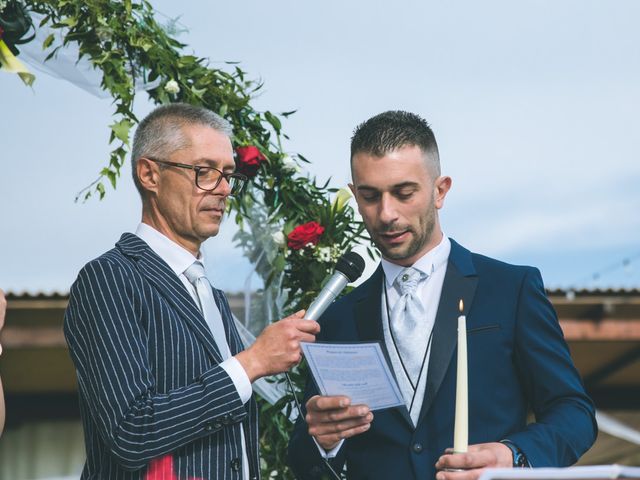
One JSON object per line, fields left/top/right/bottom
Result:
{"left": 96, "top": 182, "right": 106, "bottom": 199}
{"left": 42, "top": 34, "right": 55, "bottom": 50}
{"left": 109, "top": 119, "right": 134, "bottom": 144}
{"left": 60, "top": 16, "right": 78, "bottom": 28}
{"left": 106, "top": 169, "right": 118, "bottom": 189}
{"left": 190, "top": 85, "right": 207, "bottom": 99}
{"left": 38, "top": 15, "right": 51, "bottom": 28}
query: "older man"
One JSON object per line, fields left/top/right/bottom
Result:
{"left": 288, "top": 111, "right": 596, "bottom": 480}
{"left": 65, "top": 103, "right": 319, "bottom": 480}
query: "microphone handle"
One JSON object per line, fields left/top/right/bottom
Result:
{"left": 305, "top": 272, "right": 349, "bottom": 321}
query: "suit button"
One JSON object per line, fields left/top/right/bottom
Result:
{"left": 230, "top": 458, "right": 241, "bottom": 471}
{"left": 204, "top": 423, "right": 213, "bottom": 431}
{"left": 412, "top": 442, "right": 423, "bottom": 453}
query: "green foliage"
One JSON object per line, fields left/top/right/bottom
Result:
{"left": 22, "top": 0, "right": 369, "bottom": 477}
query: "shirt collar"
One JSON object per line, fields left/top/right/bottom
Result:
{"left": 135, "top": 222, "right": 202, "bottom": 277}
{"left": 381, "top": 234, "right": 451, "bottom": 288}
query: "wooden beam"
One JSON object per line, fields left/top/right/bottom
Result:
{"left": 0, "top": 326, "right": 66, "bottom": 348}
{"left": 560, "top": 319, "right": 640, "bottom": 340}
{"left": 7, "top": 299, "right": 68, "bottom": 310}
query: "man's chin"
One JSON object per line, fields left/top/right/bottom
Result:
{"left": 197, "top": 224, "right": 221, "bottom": 240}
{"left": 378, "top": 244, "right": 410, "bottom": 261}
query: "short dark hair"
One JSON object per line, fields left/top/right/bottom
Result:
{"left": 350, "top": 110, "right": 440, "bottom": 176}
{"left": 131, "top": 103, "right": 232, "bottom": 197}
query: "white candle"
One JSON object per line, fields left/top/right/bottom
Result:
{"left": 453, "top": 299, "right": 468, "bottom": 453}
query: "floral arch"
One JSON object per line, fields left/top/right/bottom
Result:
{"left": 1, "top": 0, "right": 369, "bottom": 476}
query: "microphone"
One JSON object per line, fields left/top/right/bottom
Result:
{"left": 305, "top": 251, "right": 366, "bottom": 321}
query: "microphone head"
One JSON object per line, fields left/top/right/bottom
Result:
{"left": 335, "top": 251, "right": 366, "bottom": 283}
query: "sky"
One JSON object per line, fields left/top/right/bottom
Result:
{"left": 1, "top": 0, "right": 639, "bottom": 294}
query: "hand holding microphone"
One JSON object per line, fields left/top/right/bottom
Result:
{"left": 236, "top": 251, "right": 365, "bottom": 382}
{"left": 236, "top": 309, "right": 320, "bottom": 382}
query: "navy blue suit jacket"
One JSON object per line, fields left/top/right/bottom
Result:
{"left": 288, "top": 239, "right": 596, "bottom": 480}
{"left": 65, "top": 233, "right": 260, "bottom": 480}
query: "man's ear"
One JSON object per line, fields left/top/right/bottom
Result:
{"left": 434, "top": 176, "right": 452, "bottom": 210}
{"left": 137, "top": 157, "right": 161, "bottom": 195}
{"left": 348, "top": 183, "right": 363, "bottom": 215}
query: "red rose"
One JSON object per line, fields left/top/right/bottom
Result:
{"left": 235, "top": 145, "right": 267, "bottom": 178}
{"left": 287, "top": 221, "right": 325, "bottom": 250}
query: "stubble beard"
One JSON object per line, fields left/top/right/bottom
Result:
{"left": 372, "top": 204, "right": 437, "bottom": 262}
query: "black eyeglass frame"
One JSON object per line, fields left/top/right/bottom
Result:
{"left": 143, "top": 156, "right": 247, "bottom": 194}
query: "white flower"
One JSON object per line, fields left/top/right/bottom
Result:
{"left": 332, "top": 187, "right": 352, "bottom": 211}
{"left": 271, "top": 231, "right": 286, "bottom": 246}
{"left": 164, "top": 79, "right": 180, "bottom": 94}
{"left": 0, "top": 1, "right": 7, "bottom": 13}
{"left": 317, "top": 246, "right": 332, "bottom": 262}
{"left": 281, "top": 155, "right": 300, "bottom": 172}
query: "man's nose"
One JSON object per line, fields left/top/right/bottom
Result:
{"left": 214, "top": 176, "right": 233, "bottom": 196}
{"left": 378, "top": 194, "right": 399, "bottom": 224}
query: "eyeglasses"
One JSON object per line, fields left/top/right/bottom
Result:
{"left": 144, "top": 157, "right": 247, "bottom": 196}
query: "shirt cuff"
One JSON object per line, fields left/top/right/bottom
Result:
{"left": 221, "top": 357, "right": 252, "bottom": 404}
{"left": 313, "top": 437, "right": 344, "bottom": 459}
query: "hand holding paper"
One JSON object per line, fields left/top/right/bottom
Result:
{"left": 305, "top": 395, "right": 374, "bottom": 450}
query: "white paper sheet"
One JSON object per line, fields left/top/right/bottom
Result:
{"left": 478, "top": 465, "right": 640, "bottom": 480}
{"left": 301, "top": 342, "right": 404, "bottom": 411}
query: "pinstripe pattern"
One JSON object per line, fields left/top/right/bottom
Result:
{"left": 64, "top": 233, "right": 260, "bottom": 480}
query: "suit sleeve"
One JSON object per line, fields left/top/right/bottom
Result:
{"left": 64, "top": 258, "right": 248, "bottom": 470}
{"left": 508, "top": 267, "right": 597, "bottom": 466}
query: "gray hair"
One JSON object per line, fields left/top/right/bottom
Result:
{"left": 131, "top": 103, "right": 233, "bottom": 197}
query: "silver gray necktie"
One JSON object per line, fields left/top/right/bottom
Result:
{"left": 184, "top": 261, "right": 231, "bottom": 359}
{"left": 390, "top": 267, "right": 427, "bottom": 384}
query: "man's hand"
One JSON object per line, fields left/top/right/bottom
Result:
{"left": 435, "top": 442, "right": 513, "bottom": 480}
{"left": 235, "top": 310, "right": 320, "bottom": 381}
{"left": 305, "top": 395, "right": 373, "bottom": 450}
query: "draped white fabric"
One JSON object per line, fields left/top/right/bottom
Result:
{"left": 19, "top": 13, "right": 165, "bottom": 97}
{"left": 0, "top": 420, "right": 84, "bottom": 479}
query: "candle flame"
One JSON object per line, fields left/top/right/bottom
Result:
{"left": 459, "top": 299, "right": 464, "bottom": 312}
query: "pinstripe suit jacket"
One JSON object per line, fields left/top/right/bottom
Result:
{"left": 64, "top": 233, "right": 260, "bottom": 480}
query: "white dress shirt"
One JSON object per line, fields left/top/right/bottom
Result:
{"left": 135, "top": 223, "right": 251, "bottom": 478}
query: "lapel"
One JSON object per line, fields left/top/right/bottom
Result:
{"left": 116, "top": 233, "right": 225, "bottom": 364}
{"left": 354, "top": 265, "right": 414, "bottom": 429}
{"left": 417, "top": 239, "right": 478, "bottom": 425}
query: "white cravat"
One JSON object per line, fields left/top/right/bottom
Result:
{"left": 183, "top": 261, "right": 231, "bottom": 359}
{"left": 390, "top": 267, "right": 429, "bottom": 386}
